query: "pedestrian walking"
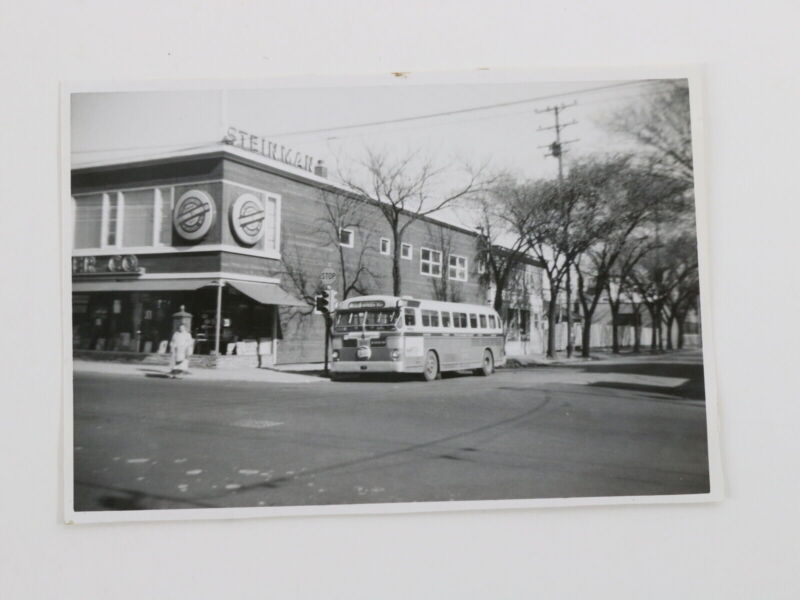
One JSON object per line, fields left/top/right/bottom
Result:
{"left": 169, "top": 324, "right": 194, "bottom": 378}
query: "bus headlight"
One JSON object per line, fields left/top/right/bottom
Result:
{"left": 331, "top": 350, "right": 339, "bottom": 361}
{"left": 391, "top": 349, "right": 401, "bottom": 361}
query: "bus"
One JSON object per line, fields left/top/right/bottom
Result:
{"left": 329, "top": 295, "right": 506, "bottom": 381}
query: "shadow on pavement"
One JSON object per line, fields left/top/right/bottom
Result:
{"left": 331, "top": 370, "right": 477, "bottom": 384}
{"left": 578, "top": 361, "right": 706, "bottom": 401}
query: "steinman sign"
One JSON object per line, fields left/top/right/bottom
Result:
{"left": 224, "top": 126, "right": 315, "bottom": 172}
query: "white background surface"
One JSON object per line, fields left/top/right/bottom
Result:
{"left": 0, "top": 1, "right": 798, "bottom": 598}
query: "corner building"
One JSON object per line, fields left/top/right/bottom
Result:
{"left": 71, "top": 143, "right": 543, "bottom": 366}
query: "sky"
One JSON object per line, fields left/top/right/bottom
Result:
{"left": 71, "top": 77, "right": 672, "bottom": 231}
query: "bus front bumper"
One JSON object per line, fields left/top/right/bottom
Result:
{"left": 330, "top": 360, "right": 409, "bottom": 374}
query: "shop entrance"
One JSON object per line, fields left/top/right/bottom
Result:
{"left": 72, "top": 285, "right": 280, "bottom": 359}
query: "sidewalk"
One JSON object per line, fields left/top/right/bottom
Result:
{"left": 72, "top": 359, "right": 328, "bottom": 384}
{"left": 504, "top": 348, "right": 703, "bottom": 368}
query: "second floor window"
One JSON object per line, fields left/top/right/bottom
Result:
{"left": 401, "top": 242, "right": 412, "bottom": 260}
{"left": 448, "top": 255, "right": 468, "bottom": 281}
{"left": 380, "top": 238, "right": 391, "bottom": 255}
{"left": 73, "top": 188, "right": 173, "bottom": 250}
{"left": 339, "top": 228, "right": 354, "bottom": 248}
{"left": 420, "top": 247, "right": 442, "bottom": 277}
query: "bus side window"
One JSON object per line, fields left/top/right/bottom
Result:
{"left": 488, "top": 314, "right": 496, "bottom": 329}
{"left": 431, "top": 311, "right": 440, "bottom": 327}
{"left": 453, "top": 312, "right": 462, "bottom": 328}
{"left": 479, "top": 314, "right": 487, "bottom": 329}
{"left": 469, "top": 313, "right": 478, "bottom": 328}
{"left": 421, "top": 311, "right": 430, "bottom": 327}
{"left": 404, "top": 308, "right": 416, "bottom": 326}
{"left": 441, "top": 312, "right": 451, "bottom": 327}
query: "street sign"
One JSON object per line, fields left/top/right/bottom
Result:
{"left": 320, "top": 267, "right": 337, "bottom": 286}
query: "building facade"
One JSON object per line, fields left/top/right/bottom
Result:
{"left": 70, "top": 142, "right": 545, "bottom": 366}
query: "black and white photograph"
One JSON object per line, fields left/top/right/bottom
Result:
{"left": 64, "top": 71, "right": 719, "bottom": 521}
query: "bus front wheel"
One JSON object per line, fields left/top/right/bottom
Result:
{"left": 475, "top": 349, "right": 494, "bottom": 376}
{"left": 423, "top": 350, "right": 440, "bottom": 382}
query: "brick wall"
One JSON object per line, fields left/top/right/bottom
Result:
{"left": 222, "top": 156, "right": 490, "bottom": 364}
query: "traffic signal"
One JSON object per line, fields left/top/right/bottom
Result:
{"left": 315, "top": 289, "right": 330, "bottom": 313}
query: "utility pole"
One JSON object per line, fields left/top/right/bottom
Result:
{"left": 537, "top": 102, "right": 578, "bottom": 357}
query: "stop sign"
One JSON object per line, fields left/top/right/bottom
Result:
{"left": 320, "top": 267, "right": 337, "bottom": 285}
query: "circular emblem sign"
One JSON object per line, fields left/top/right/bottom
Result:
{"left": 173, "top": 190, "right": 215, "bottom": 241}
{"left": 230, "top": 193, "right": 266, "bottom": 246}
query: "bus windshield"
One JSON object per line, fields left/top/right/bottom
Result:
{"left": 334, "top": 309, "right": 400, "bottom": 331}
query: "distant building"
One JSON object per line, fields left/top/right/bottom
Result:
{"left": 70, "top": 141, "right": 546, "bottom": 366}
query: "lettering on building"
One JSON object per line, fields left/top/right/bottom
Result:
{"left": 224, "top": 126, "right": 315, "bottom": 172}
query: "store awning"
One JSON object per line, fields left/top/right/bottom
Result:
{"left": 226, "top": 280, "right": 307, "bottom": 307}
{"left": 72, "top": 278, "right": 219, "bottom": 293}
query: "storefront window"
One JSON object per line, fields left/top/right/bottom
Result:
{"left": 74, "top": 194, "right": 103, "bottom": 249}
{"left": 157, "top": 188, "right": 173, "bottom": 246}
{"left": 121, "top": 189, "right": 155, "bottom": 247}
{"left": 74, "top": 187, "right": 175, "bottom": 250}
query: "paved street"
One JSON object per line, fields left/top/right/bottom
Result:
{"left": 72, "top": 351, "right": 709, "bottom": 511}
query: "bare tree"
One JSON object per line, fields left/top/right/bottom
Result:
{"left": 474, "top": 181, "right": 535, "bottom": 313}
{"left": 606, "top": 239, "right": 656, "bottom": 353}
{"left": 607, "top": 80, "right": 694, "bottom": 187}
{"left": 339, "top": 148, "right": 487, "bottom": 296}
{"left": 575, "top": 164, "right": 686, "bottom": 357}
{"left": 313, "top": 189, "right": 382, "bottom": 299}
{"left": 501, "top": 157, "right": 624, "bottom": 358}
{"left": 280, "top": 241, "right": 321, "bottom": 309}
{"left": 629, "top": 232, "right": 698, "bottom": 351}
{"left": 664, "top": 266, "right": 700, "bottom": 349}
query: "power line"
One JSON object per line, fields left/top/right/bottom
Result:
{"left": 263, "top": 80, "right": 656, "bottom": 139}
{"left": 73, "top": 140, "right": 217, "bottom": 154}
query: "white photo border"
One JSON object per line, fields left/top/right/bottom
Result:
{"left": 61, "top": 65, "right": 723, "bottom": 525}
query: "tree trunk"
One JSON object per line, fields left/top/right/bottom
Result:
{"left": 648, "top": 305, "right": 658, "bottom": 351}
{"left": 392, "top": 230, "right": 402, "bottom": 296}
{"left": 609, "top": 302, "right": 620, "bottom": 354}
{"left": 633, "top": 308, "right": 642, "bottom": 353}
{"left": 566, "top": 268, "right": 573, "bottom": 358}
{"left": 666, "top": 312, "right": 675, "bottom": 350}
{"left": 493, "top": 284, "right": 504, "bottom": 313}
{"left": 580, "top": 312, "right": 592, "bottom": 359}
{"left": 677, "top": 315, "right": 685, "bottom": 349}
{"left": 546, "top": 295, "right": 558, "bottom": 359}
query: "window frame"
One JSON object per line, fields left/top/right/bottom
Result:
{"left": 400, "top": 242, "right": 412, "bottom": 260}
{"left": 419, "top": 247, "right": 443, "bottom": 278}
{"left": 339, "top": 227, "right": 355, "bottom": 248}
{"left": 421, "top": 309, "right": 440, "bottom": 328}
{"left": 448, "top": 254, "right": 468, "bottom": 282}
{"left": 71, "top": 179, "right": 282, "bottom": 260}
